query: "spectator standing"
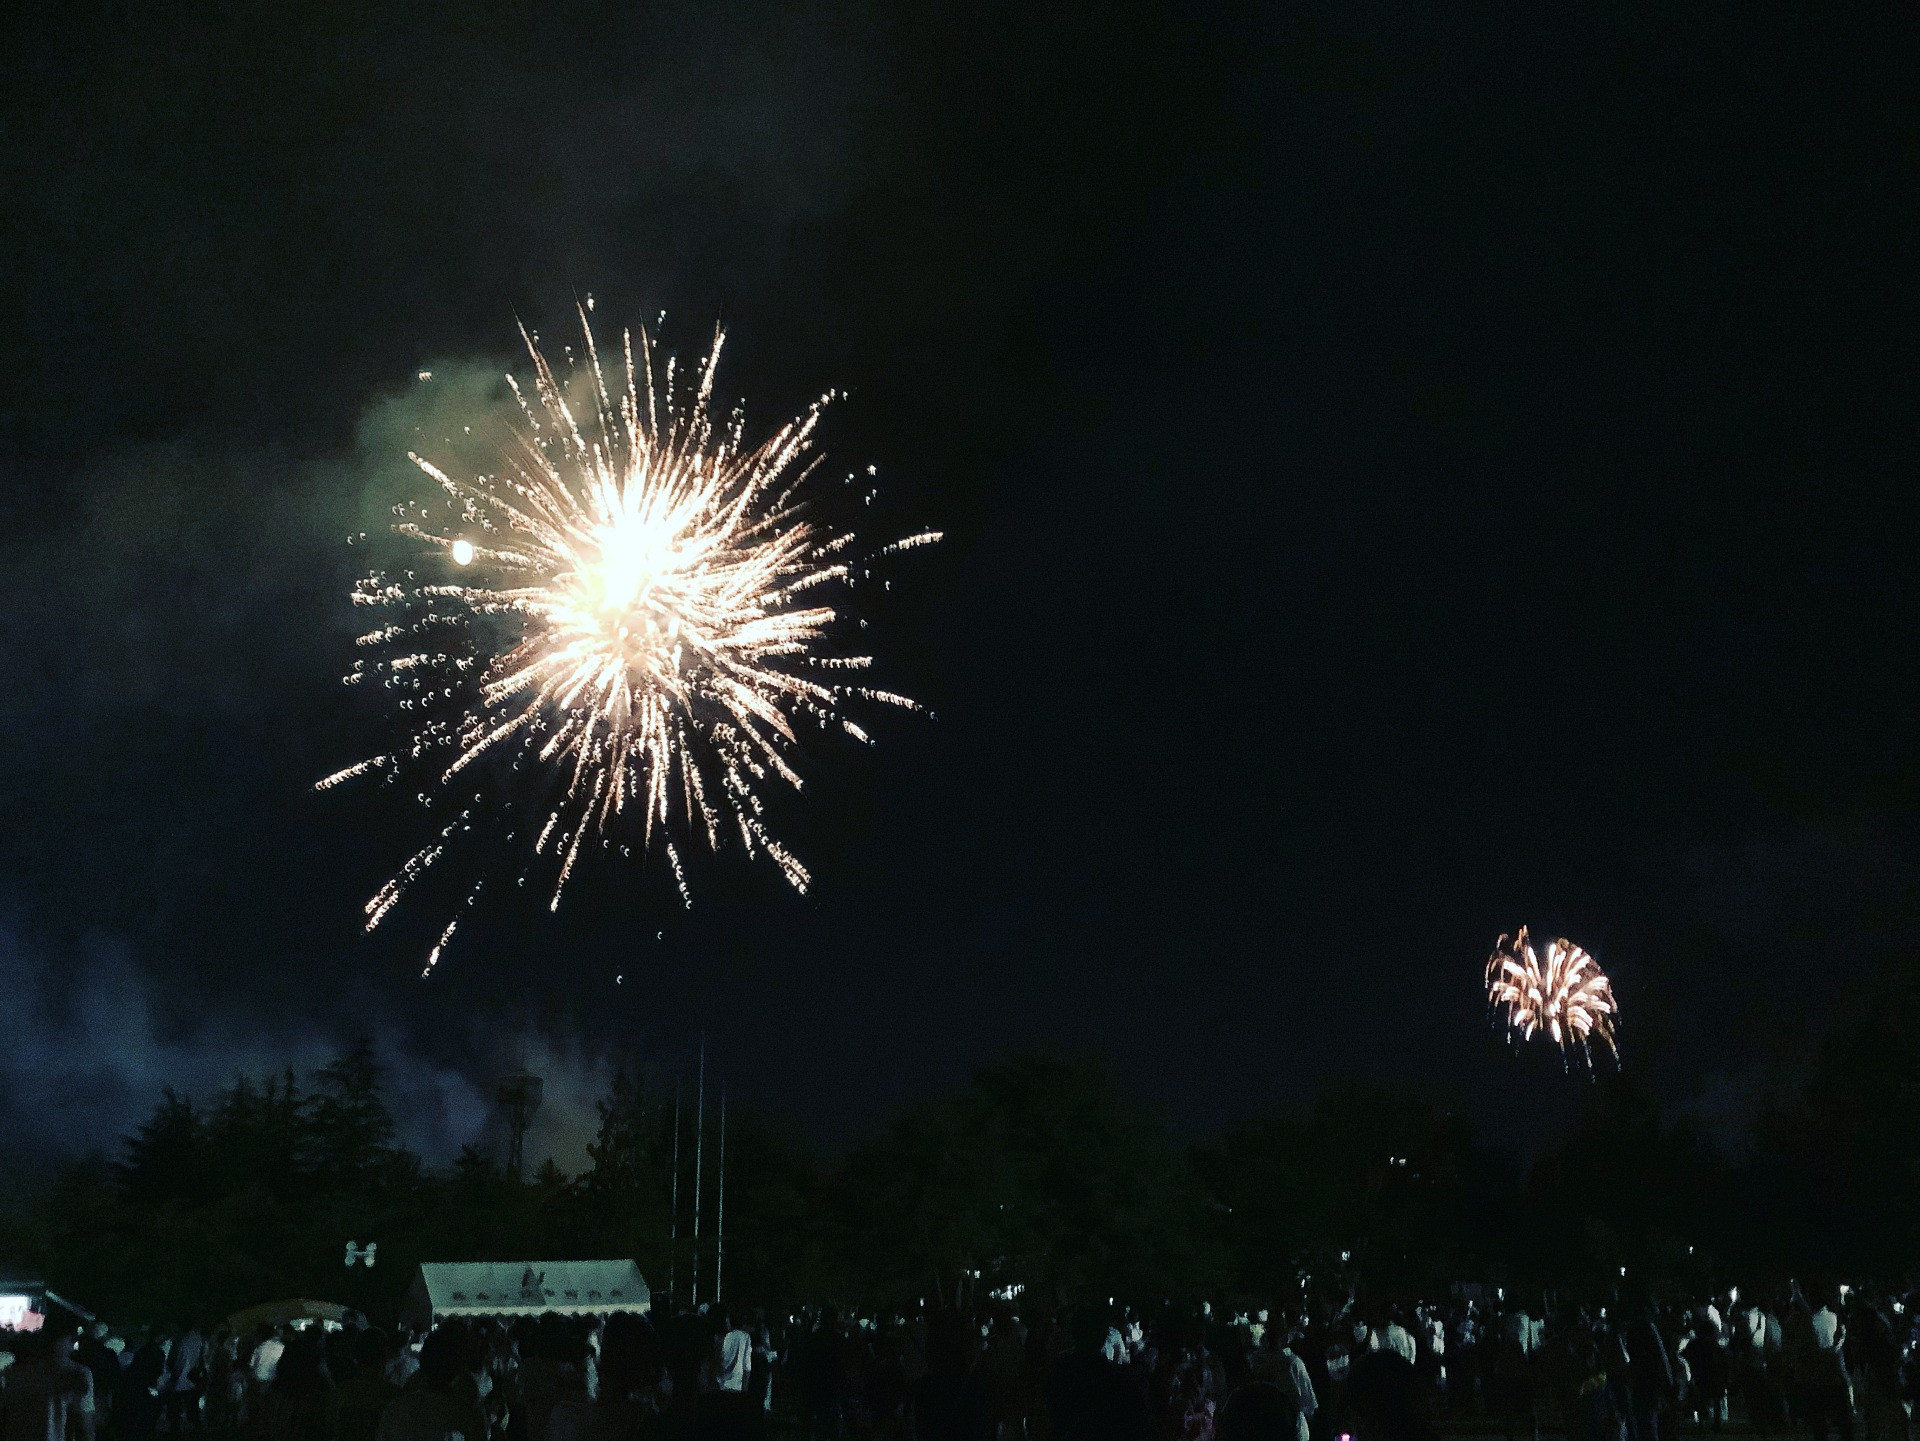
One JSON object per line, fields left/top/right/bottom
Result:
{"left": 1682, "top": 1311, "right": 1728, "bottom": 1430}
{"left": 207, "top": 1331, "right": 243, "bottom": 1434}
{"left": 747, "top": 1311, "right": 775, "bottom": 1416}
{"left": 248, "top": 1331, "right": 335, "bottom": 1441}
{"left": 1247, "top": 1324, "right": 1315, "bottom": 1441}
{"left": 1344, "top": 1338, "right": 1436, "bottom": 1441}
{"left": 1621, "top": 1296, "right": 1675, "bottom": 1441}
{"left": 1, "top": 1330, "right": 96, "bottom": 1441}
{"left": 794, "top": 1308, "right": 849, "bottom": 1440}
{"left": 911, "top": 1311, "right": 989, "bottom": 1441}
{"left": 1732, "top": 1294, "right": 1772, "bottom": 1432}
{"left": 375, "top": 1329, "right": 487, "bottom": 1441}
{"left": 1416, "top": 1306, "right": 1446, "bottom": 1397}
{"left": 980, "top": 1315, "right": 1026, "bottom": 1441}
{"left": 75, "top": 1327, "right": 118, "bottom": 1436}
{"left": 1217, "top": 1383, "right": 1300, "bottom": 1441}
{"left": 579, "top": 1311, "right": 665, "bottom": 1441}
{"left": 382, "top": 1330, "right": 420, "bottom": 1392}
{"left": 1371, "top": 1310, "right": 1417, "bottom": 1368}
{"left": 252, "top": 1329, "right": 289, "bottom": 1395}
{"left": 715, "top": 1314, "right": 751, "bottom": 1394}
{"left": 165, "top": 1327, "right": 208, "bottom": 1435}
{"left": 1802, "top": 1288, "right": 1852, "bottom": 1441}
{"left": 117, "top": 1339, "right": 167, "bottom": 1441}
{"left": 1043, "top": 1309, "right": 1151, "bottom": 1441}
{"left": 1848, "top": 1294, "right": 1901, "bottom": 1441}
{"left": 1488, "top": 1309, "right": 1539, "bottom": 1441}
{"left": 335, "top": 1331, "right": 398, "bottom": 1441}
{"left": 1564, "top": 1313, "right": 1623, "bottom": 1441}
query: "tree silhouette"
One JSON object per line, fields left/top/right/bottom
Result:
{"left": 306, "top": 1037, "right": 398, "bottom": 1187}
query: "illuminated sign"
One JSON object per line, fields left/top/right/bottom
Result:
{"left": 0, "top": 1295, "right": 45, "bottom": 1332}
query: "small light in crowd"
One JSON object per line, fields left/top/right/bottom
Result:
{"left": 450, "top": 538, "right": 476, "bottom": 566}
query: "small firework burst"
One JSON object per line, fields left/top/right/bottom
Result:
{"left": 322, "top": 307, "right": 936, "bottom": 973}
{"left": 1486, "top": 927, "right": 1619, "bottom": 1065}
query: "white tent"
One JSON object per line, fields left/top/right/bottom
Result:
{"left": 408, "top": 1260, "right": 649, "bottom": 1326}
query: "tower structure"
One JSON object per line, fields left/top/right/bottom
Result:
{"left": 496, "top": 1070, "right": 543, "bottom": 1181}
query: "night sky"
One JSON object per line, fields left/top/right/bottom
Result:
{"left": 2, "top": 1, "right": 1915, "bottom": 1169}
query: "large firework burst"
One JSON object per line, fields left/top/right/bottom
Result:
{"left": 1486, "top": 927, "right": 1620, "bottom": 1064}
{"left": 322, "top": 308, "right": 936, "bottom": 972}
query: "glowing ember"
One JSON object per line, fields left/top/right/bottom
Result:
{"left": 322, "top": 308, "right": 937, "bottom": 973}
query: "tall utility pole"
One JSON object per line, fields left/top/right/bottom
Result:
{"left": 668, "top": 1078, "right": 681, "bottom": 1306}
{"left": 691, "top": 1034, "right": 706, "bottom": 1307}
{"left": 715, "top": 1082, "right": 727, "bottom": 1305}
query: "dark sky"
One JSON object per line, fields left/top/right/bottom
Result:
{"left": 2, "top": 0, "right": 1915, "bottom": 1168}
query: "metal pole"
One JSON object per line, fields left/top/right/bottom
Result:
{"left": 691, "top": 1033, "right": 705, "bottom": 1307}
{"left": 669, "top": 1078, "right": 681, "bottom": 1307}
{"left": 715, "top": 1082, "right": 727, "bottom": 1305}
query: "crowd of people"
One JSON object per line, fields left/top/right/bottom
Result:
{"left": 4, "top": 1280, "right": 1918, "bottom": 1441}
{"left": 748, "top": 1282, "right": 1920, "bottom": 1441}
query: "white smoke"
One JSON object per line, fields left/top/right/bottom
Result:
{"left": 0, "top": 925, "right": 616, "bottom": 1182}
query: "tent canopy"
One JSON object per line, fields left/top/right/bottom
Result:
{"left": 0, "top": 1281, "right": 96, "bottom": 1332}
{"left": 226, "top": 1300, "right": 351, "bottom": 1335}
{"left": 409, "top": 1261, "right": 649, "bottom": 1325}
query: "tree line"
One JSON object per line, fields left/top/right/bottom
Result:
{"left": 2, "top": 969, "right": 1913, "bottom": 1327}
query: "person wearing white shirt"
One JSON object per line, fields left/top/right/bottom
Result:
{"left": 1810, "top": 1304, "right": 1844, "bottom": 1353}
{"left": 1371, "top": 1323, "right": 1417, "bottom": 1365}
{"left": 1803, "top": 1289, "right": 1851, "bottom": 1441}
{"left": 1249, "top": 1328, "right": 1318, "bottom": 1441}
{"left": 248, "top": 1334, "right": 284, "bottom": 1387}
{"left": 1504, "top": 1308, "right": 1544, "bottom": 1356}
{"left": 1732, "top": 1298, "right": 1775, "bottom": 1429}
{"left": 715, "top": 1316, "right": 752, "bottom": 1393}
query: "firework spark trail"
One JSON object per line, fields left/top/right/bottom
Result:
{"left": 322, "top": 308, "right": 937, "bottom": 974}
{"left": 1486, "top": 927, "right": 1619, "bottom": 1064}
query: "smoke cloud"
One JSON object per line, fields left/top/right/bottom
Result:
{"left": 0, "top": 924, "right": 618, "bottom": 1183}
